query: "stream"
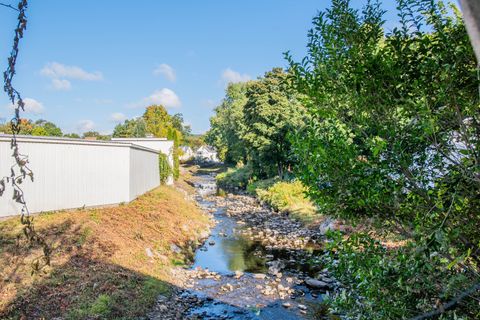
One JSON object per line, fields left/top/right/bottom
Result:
{"left": 149, "top": 171, "right": 336, "bottom": 320}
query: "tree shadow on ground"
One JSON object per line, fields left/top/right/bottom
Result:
{"left": 0, "top": 218, "right": 334, "bottom": 320}
{"left": 0, "top": 218, "right": 168, "bottom": 319}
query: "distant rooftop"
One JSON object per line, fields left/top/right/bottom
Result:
{"left": 111, "top": 137, "right": 168, "bottom": 141}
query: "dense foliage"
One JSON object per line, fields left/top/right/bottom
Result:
{"left": 206, "top": 82, "right": 249, "bottom": 164}
{"left": 112, "top": 118, "right": 147, "bottom": 138}
{"left": 113, "top": 105, "right": 189, "bottom": 180}
{"left": 285, "top": 0, "right": 479, "bottom": 318}
{"left": 158, "top": 153, "right": 172, "bottom": 184}
{"left": 216, "top": 163, "right": 253, "bottom": 190}
{"left": 0, "top": 118, "right": 63, "bottom": 136}
{"left": 206, "top": 68, "right": 307, "bottom": 178}
{"left": 242, "top": 68, "right": 307, "bottom": 177}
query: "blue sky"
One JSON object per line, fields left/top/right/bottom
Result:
{"left": 0, "top": 1, "right": 402, "bottom": 134}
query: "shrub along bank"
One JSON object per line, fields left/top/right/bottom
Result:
{"left": 217, "top": 165, "right": 319, "bottom": 224}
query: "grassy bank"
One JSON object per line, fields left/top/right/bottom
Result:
{"left": 0, "top": 178, "right": 209, "bottom": 319}
{"left": 217, "top": 165, "right": 319, "bottom": 224}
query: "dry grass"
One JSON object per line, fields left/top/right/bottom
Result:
{"left": 0, "top": 178, "right": 209, "bottom": 319}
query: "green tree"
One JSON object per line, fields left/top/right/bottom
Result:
{"left": 63, "top": 133, "right": 80, "bottom": 139}
{"left": 112, "top": 118, "right": 146, "bottom": 138}
{"left": 34, "top": 119, "right": 63, "bottom": 136}
{"left": 171, "top": 113, "right": 191, "bottom": 137}
{"left": 242, "top": 68, "right": 306, "bottom": 178}
{"left": 143, "top": 105, "right": 172, "bottom": 138}
{"left": 31, "top": 126, "right": 47, "bottom": 136}
{"left": 205, "top": 82, "right": 249, "bottom": 164}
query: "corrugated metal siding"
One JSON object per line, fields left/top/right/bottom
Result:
{"left": 129, "top": 147, "right": 160, "bottom": 201}
{"left": 0, "top": 136, "right": 160, "bottom": 217}
{"left": 111, "top": 138, "right": 174, "bottom": 185}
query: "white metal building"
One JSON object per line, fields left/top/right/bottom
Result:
{"left": 0, "top": 135, "right": 171, "bottom": 217}
{"left": 111, "top": 137, "right": 174, "bottom": 185}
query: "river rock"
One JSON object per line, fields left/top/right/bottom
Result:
{"left": 305, "top": 278, "right": 331, "bottom": 290}
{"left": 170, "top": 244, "right": 182, "bottom": 254}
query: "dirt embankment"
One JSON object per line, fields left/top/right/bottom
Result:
{"left": 0, "top": 169, "right": 210, "bottom": 319}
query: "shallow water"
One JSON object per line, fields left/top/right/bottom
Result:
{"left": 185, "top": 173, "right": 325, "bottom": 319}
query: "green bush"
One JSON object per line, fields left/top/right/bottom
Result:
{"left": 322, "top": 231, "right": 479, "bottom": 320}
{"left": 216, "top": 163, "right": 253, "bottom": 190}
{"left": 246, "top": 177, "right": 279, "bottom": 195}
{"left": 254, "top": 180, "right": 317, "bottom": 222}
{"left": 159, "top": 153, "right": 172, "bottom": 184}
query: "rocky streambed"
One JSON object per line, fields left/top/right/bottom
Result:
{"left": 148, "top": 172, "right": 339, "bottom": 320}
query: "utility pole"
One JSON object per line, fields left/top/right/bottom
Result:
{"left": 460, "top": 0, "right": 480, "bottom": 62}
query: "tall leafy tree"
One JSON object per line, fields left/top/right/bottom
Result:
{"left": 143, "top": 105, "right": 172, "bottom": 138}
{"left": 205, "top": 82, "right": 249, "bottom": 164}
{"left": 113, "top": 118, "right": 146, "bottom": 138}
{"left": 242, "top": 68, "right": 306, "bottom": 178}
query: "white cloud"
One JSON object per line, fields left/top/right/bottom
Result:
{"left": 110, "top": 112, "right": 127, "bottom": 123}
{"left": 8, "top": 98, "right": 44, "bottom": 114}
{"left": 133, "top": 88, "right": 181, "bottom": 109}
{"left": 221, "top": 68, "right": 251, "bottom": 84}
{"left": 51, "top": 78, "right": 71, "bottom": 91}
{"left": 41, "top": 62, "right": 103, "bottom": 81}
{"left": 76, "top": 120, "right": 95, "bottom": 133}
{"left": 153, "top": 63, "right": 176, "bottom": 82}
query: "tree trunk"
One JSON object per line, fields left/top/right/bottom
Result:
{"left": 278, "top": 161, "right": 284, "bottom": 179}
{"left": 460, "top": 0, "right": 480, "bottom": 62}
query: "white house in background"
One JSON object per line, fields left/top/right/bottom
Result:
{"left": 179, "top": 146, "right": 194, "bottom": 161}
{"left": 111, "top": 137, "right": 174, "bottom": 185}
{"left": 195, "top": 145, "right": 219, "bottom": 163}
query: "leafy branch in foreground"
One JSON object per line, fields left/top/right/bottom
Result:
{"left": 1, "top": 0, "right": 51, "bottom": 270}
{"left": 287, "top": 0, "right": 479, "bottom": 318}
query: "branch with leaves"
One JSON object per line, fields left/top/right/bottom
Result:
{"left": 409, "top": 282, "right": 480, "bottom": 320}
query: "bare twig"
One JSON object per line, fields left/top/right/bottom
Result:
{"left": 0, "top": 0, "right": 51, "bottom": 268}
{"left": 0, "top": 2, "right": 19, "bottom": 11}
